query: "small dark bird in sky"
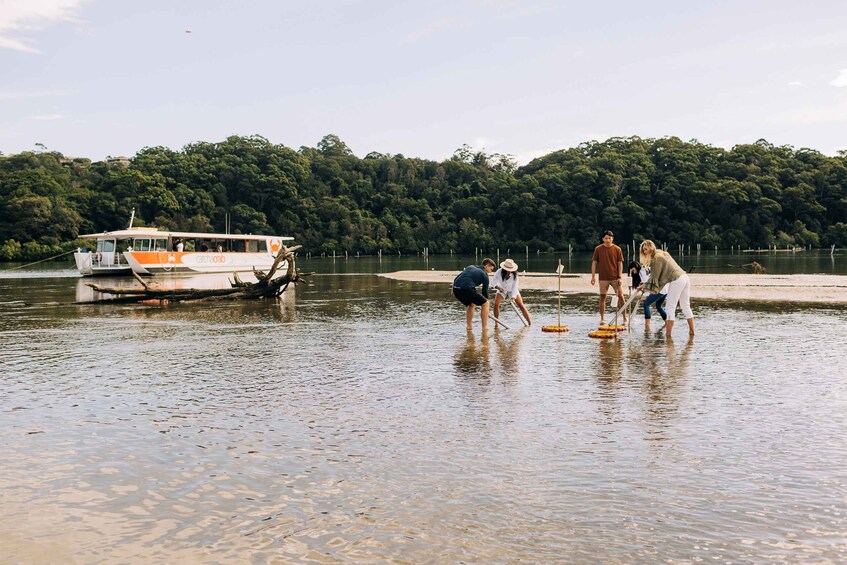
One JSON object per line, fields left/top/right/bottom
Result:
{"left": 185, "top": 29, "right": 192, "bottom": 34}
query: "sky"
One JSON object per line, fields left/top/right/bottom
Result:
{"left": 1, "top": 0, "right": 846, "bottom": 164}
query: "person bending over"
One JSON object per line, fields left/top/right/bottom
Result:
{"left": 638, "top": 240, "right": 695, "bottom": 337}
{"left": 452, "top": 258, "right": 496, "bottom": 331}
{"left": 492, "top": 258, "right": 531, "bottom": 325}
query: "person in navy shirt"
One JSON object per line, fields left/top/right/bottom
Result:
{"left": 452, "top": 258, "right": 496, "bottom": 331}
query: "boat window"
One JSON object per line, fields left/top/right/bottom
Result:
{"left": 231, "top": 240, "right": 246, "bottom": 252}
{"left": 246, "top": 240, "right": 267, "bottom": 253}
{"left": 154, "top": 238, "right": 168, "bottom": 251}
{"left": 133, "top": 238, "right": 151, "bottom": 251}
{"left": 101, "top": 239, "right": 116, "bottom": 252}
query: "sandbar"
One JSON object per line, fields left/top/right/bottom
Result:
{"left": 380, "top": 271, "right": 847, "bottom": 304}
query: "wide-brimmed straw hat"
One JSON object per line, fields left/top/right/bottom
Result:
{"left": 500, "top": 258, "right": 518, "bottom": 272}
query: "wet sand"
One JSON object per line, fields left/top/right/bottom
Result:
{"left": 380, "top": 271, "right": 847, "bottom": 304}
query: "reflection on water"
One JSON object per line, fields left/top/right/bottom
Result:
{"left": 641, "top": 337, "right": 693, "bottom": 439}
{"left": 493, "top": 327, "right": 527, "bottom": 378}
{"left": 595, "top": 338, "right": 624, "bottom": 389}
{"left": 73, "top": 273, "right": 265, "bottom": 303}
{"left": 455, "top": 331, "right": 491, "bottom": 377}
{"left": 1, "top": 273, "right": 846, "bottom": 563}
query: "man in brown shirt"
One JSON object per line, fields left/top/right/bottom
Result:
{"left": 590, "top": 230, "right": 626, "bottom": 324}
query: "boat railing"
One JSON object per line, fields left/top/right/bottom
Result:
{"left": 82, "top": 250, "right": 131, "bottom": 269}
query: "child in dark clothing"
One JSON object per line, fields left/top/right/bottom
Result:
{"left": 628, "top": 261, "right": 642, "bottom": 289}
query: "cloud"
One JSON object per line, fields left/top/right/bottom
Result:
{"left": 472, "top": 137, "right": 489, "bottom": 149}
{"left": 0, "top": 34, "right": 37, "bottom": 52}
{"left": 770, "top": 99, "right": 847, "bottom": 125}
{"left": 830, "top": 69, "right": 847, "bottom": 88}
{"left": 0, "top": 88, "right": 74, "bottom": 100}
{"left": 404, "top": 17, "right": 469, "bottom": 43}
{"left": 30, "top": 113, "right": 64, "bottom": 120}
{"left": 475, "top": 0, "right": 555, "bottom": 20}
{"left": 0, "top": 0, "right": 89, "bottom": 53}
{"left": 787, "top": 81, "right": 805, "bottom": 87}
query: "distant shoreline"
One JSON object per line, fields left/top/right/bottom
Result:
{"left": 380, "top": 271, "right": 847, "bottom": 304}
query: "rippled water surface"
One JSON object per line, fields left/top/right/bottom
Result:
{"left": 1, "top": 267, "right": 846, "bottom": 563}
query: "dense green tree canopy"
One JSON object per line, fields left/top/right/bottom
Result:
{"left": 1, "top": 134, "right": 845, "bottom": 260}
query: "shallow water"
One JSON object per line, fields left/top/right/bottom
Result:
{"left": 1, "top": 268, "right": 846, "bottom": 563}
{"left": 3, "top": 248, "right": 847, "bottom": 278}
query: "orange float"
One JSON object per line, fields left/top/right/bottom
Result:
{"left": 542, "top": 325, "right": 569, "bottom": 333}
{"left": 588, "top": 330, "right": 618, "bottom": 339}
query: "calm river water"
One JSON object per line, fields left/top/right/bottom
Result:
{"left": 1, "top": 255, "right": 846, "bottom": 563}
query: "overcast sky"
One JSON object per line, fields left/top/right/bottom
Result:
{"left": 1, "top": 0, "right": 846, "bottom": 163}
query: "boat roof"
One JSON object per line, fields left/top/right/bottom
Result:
{"left": 79, "top": 227, "right": 294, "bottom": 241}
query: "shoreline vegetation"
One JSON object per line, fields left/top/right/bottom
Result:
{"left": 381, "top": 271, "right": 847, "bottom": 304}
{"left": 2, "top": 135, "right": 847, "bottom": 263}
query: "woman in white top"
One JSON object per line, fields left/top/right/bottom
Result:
{"left": 492, "top": 258, "right": 531, "bottom": 325}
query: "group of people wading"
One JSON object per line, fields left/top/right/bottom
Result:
{"left": 452, "top": 230, "right": 695, "bottom": 337}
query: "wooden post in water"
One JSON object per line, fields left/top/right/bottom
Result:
{"left": 556, "top": 259, "right": 563, "bottom": 327}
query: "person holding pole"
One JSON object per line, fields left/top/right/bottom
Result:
{"left": 492, "top": 258, "right": 531, "bottom": 326}
{"left": 453, "top": 258, "right": 497, "bottom": 331}
{"left": 590, "top": 230, "right": 626, "bottom": 325}
{"left": 638, "top": 240, "right": 694, "bottom": 337}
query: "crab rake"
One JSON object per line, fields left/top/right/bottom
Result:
{"left": 489, "top": 311, "right": 510, "bottom": 330}
{"left": 496, "top": 288, "right": 529, "bottom": 327}
{"left": 487, "top": 293, "right": 510, "bottom": 330}
{"left": 610, "top": 289, "right": 643, "bottom": 330}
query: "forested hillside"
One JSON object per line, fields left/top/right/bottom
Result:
{"left": 1, "top": 134, "right": 845, "bottom": 261}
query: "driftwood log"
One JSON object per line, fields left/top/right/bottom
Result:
{"left": 82, "top": 245, "right": 307, "bottom": 304}
{"left": 721, "top": 261, "right": 766, "bottom": 274}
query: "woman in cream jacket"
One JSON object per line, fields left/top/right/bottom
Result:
{"left": 638, "top": 240, "right": 695, "bottom": 336}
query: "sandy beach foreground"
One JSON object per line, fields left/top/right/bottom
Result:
{"left": 381, "top": 271, "right": 847, "bottom": 304}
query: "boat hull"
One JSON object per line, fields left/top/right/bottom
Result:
{"left": 74, "top": 251, "right": 133, "bottom": 277}
{"left": 124, "top": 251, "right": 287, "bottom": 275}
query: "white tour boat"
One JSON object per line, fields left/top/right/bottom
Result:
{"left": 74, "top": 232, "right": 134, "bottom": 276}
{"left": 75, "top": 227, "right": 294, "bottom": 276}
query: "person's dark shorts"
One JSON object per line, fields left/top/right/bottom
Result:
{"left": 453, "top": 286, "right": 487, "bottom": 306}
